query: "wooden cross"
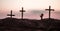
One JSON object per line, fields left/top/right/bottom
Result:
{"left": 45, "top": 6, "right": 54, "bottom": 19}
{"left": 7, "top": 10, "right": 15, "bottom": 18}
{"left": 20, "top": 7, "right": 25, "bottom": 19}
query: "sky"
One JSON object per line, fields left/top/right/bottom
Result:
{"left": 0, "top": 0, "right": 60, "bottom": 19}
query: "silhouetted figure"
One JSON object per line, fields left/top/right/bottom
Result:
{"left": 40, "top": 13, "right": 44, "bottom": 20}
{"left": 45, "top": 6, "right": 54, "bottom": 19}
{"left": 7, "top": 10, "right": 15, "bottom": 18}
{"left": 20, "top": 7, "right": 25, "bottom": 19}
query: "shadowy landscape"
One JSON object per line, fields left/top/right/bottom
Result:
{"left": 1, "top": 0, "right": 60, "bottom": 31}
{"left": 0, "top": 18, "right": 60, "bottom": 31}
{"left": 0, "top": 4, "right": 60, "bottom": 31}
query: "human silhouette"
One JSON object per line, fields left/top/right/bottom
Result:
{"left": 40, "top": 13, "right": 44, "bottom": 20}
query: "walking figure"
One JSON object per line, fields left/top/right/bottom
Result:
{"left": 40, "top": 13, "right": 44, "bottom": 20}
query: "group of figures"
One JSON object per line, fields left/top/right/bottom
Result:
{"left": 7, "top": 6, "right": 54, "bottom": 20}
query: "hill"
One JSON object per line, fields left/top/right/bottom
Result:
{"left": 0, "top": 18, "right": 60, "bottom": 31}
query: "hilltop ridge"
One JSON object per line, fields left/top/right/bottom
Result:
{"left": 0, "top": 18, "right": 60, "bottom": 31}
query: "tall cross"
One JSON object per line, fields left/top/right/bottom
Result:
{"left": 7, "top": 10, "right": 15, "bottom": 18}
{"left": 45, "top": 6, "right": 54, "bottom": 19}
{"left": 20, "top": 7, "right": 26, "bottom": 19}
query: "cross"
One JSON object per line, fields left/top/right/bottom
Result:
{"left": 20, "top": 7, "right": 26, "bottom": 19}
{"left": 7, "top": 10, "right": 15, "bottom": 18}
{"left": 45, "top": 6, "right": 54, "bottom": 19}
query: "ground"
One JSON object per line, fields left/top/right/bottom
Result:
{"left": 0, "top": 18, "right": 60, "bottom": 31}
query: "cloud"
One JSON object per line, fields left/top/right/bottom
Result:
{"left": 54, "top": 11, "right": 60, "bottom": 14}
{"left": 28, "top": 10, "right": 47, "bottom": 15}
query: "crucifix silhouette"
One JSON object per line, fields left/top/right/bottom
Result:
{"left": 20, "top": 7, "right": 25, "bottom": 19}
{"left": 7, "top": 10, "right": 15, "bottom": 18}
{"left": 45, "top": 6, "right": 54, "bottom": 19}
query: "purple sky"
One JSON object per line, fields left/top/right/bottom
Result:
{"left": 0, "top": 9, "right": 60, "bottom": 20}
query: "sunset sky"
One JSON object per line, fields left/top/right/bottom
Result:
{"left": 0, "top": 0, "right": 60, "bottom": 19}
